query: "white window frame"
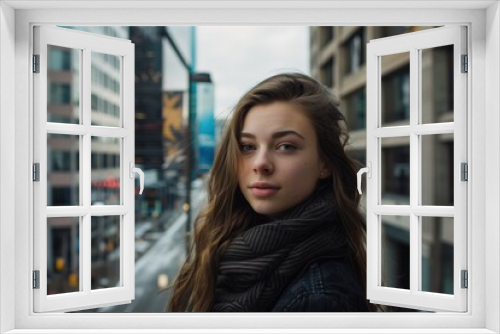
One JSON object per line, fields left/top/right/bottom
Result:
{"left": 0, "top": 1, "right": 499, "bottom": 333}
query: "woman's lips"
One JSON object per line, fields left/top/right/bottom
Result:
{"left": 250, "top": 187, "right": 279, "bottom": 197}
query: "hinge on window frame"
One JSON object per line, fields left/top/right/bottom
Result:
{"left": 461, "top": 162, "right": 468, "bottom": 181}
{"left": 33, "top": 54, "right": 40, "bottom": 73}
{"left": 461, "top": 270, "right": 468, "bottom": 289}
{"left": 33, "top": 270, "right": 40, "bottom": 289}
{"left": 461, "top": 54, "right": 468, "bottom": 73}
{"left": 33, "top": 163, "right": 40, "bottom": 182}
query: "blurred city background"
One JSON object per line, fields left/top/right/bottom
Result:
{"left": 45, "top": 26, "right": 454, "bottom": 312}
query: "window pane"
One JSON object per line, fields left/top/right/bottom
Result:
{"left": 381, "top": 137, "right": 410, "bottom": 205}
{"left": 421, "top": 216, "right": 454, "bottom": 294}
{"left": 342, "top": 87, "right": 366, "bottom": 131}
{"left": 91, "top": 137, "right": 120, "bottom": 205}
{"left": 345, "top": 29, "right": 365, "bottom": 74}
{"left": 47, "top": 45, "right": 80, "bottom": 124}
{"left": 421, "top": 45, "right": 454, "bottom": 124}
{"left": 320, "top": 26, "right": 334, "bottom": 47}
{"left": 381, "top": 215, "right": 410, "bottom": 290}
{"left": 47, "top": 134, "right": 80, "bottom": 206}
{"left": 91, "top": 51, "right": 121, "bottom": 127}
{"left": 47, "top": 217, "right": 80, "bottom": 294}
{"left": 321, "top": 56, "right": 334, "bottom": 88}
{"left": 381, "top": 52, "right": 410, "bottom": 126}
{"left": 91, "top": 216, "right": 121, "bottom": 290}
{"left": 421, "top": 133, "right": 454, "bottom": 206}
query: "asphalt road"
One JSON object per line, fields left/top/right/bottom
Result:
{"left": 87, "top": 183, "right": 207, "bottom": 313}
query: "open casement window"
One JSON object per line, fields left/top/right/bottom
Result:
{"left": 33, "top": 26, "right": 142, "bottom": 312}
{"left": 362, "top": 26, "right": 467, "bottom": 312}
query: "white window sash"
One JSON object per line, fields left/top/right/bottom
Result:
{"left": 33, "top": 25, "right": 135, "bottom": 313}
{"left": 366, "top": 25, "right": 467, "bottom": 312}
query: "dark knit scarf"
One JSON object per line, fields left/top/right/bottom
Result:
{"left": 211, "top": 183, "right": 349, "bottom": 312}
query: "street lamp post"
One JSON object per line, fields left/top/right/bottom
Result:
{"left": 162, "top": 27, "right": 204, "bottom": 254}
{"left": 184, "top": 73, "right": 196, "bottom": 253}
{"left": 184, "top": 72, "right": 211, "bottom": 253}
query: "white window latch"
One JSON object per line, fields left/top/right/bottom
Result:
{"left": 357, "top": 162, "right": 371, "bottom": 195}
{"left": 129, "top": 162, "right": 144, "bottom": 195}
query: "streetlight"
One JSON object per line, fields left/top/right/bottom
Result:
{"left": 184, "top": 72, "right": 211, "bottom": 252}
{"left": 162, "top": 28, "right": 211, "bottom": 253}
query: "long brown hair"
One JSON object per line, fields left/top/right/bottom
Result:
{"left": 167, "top": 72, "right": 378, "bottom": 312}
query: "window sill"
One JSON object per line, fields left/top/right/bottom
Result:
{"left": 3, "top": 329, "right": 498, "bottom": 334}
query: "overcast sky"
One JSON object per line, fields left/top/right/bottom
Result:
{"left": 196, "top": 26, "right": 310, "bottom": 120}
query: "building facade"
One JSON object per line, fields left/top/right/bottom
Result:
{"left": 310, "top": 26, "right": 454, "bottom": 301}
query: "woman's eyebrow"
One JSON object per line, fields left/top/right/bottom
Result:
{"left": 240, "top": 130, "right": 305, "bottom": 140}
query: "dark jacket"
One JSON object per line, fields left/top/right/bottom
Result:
{"left": 271, "top": 256, "right": 369, "bottom": 312}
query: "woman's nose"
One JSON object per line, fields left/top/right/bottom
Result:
{"left": 253, "top": 150, "right": 274, "bottom": 174}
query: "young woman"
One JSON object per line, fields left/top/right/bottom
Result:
{"left": 167, "top": 72, "right": 374, "bottom": 312}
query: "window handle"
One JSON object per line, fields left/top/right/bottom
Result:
{"left": 129, "top": 162, "right": 144, "bottom": 195}
{"left": 357, "top": 162, "right": 371, "bottom": 195}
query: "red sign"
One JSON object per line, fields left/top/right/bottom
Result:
{"left": 92, "top": 176, "right": 120, "bottom": 189}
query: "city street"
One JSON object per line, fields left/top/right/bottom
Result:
{"left": 88, "top": 181, "right": 207, "bottom": 313}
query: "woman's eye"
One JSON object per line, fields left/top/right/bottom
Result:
{"left": 278, "top": 143, "right": 297, "bottom": 151}
{"left": 240, "top": 144, "right": 254, "bottom": 152}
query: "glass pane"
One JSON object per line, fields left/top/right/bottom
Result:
{"left": 421, "top": 216, "right": 454, "bottom": 294}
{"left": 91, "top": 137, "right": 120, "bottom": 205}
{"left": 91, "top": 52, "right": 121, "bottom": 127}
{"left": 47, "top": 45, "right": 80, "bottom": 124}
{"left": 91, "top": 216, "right": 121, "bottom": 289}
{"left": 381, "top": 215, "right": 410, "bottom": 290}
{"left": 421, "top": 45, "right": 454, "bottom": 124}
{"left": 381, "top": 52, "right": 410, "bottom": 127}
{"left": 47, "top": 217, "right": 80, "bottom": 294}
{"left": 381, "top": 137, "right": 410, "bottom": 205}
{"left": 47, "top": 134, "right": 80, "bottom": 206}
{"left": 421, "top": 134, "right": 454, "bottom": 206}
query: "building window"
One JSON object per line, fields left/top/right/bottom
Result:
{"left": 91, "top": 152, "right": 99, "bottom": 169}
{"left": 91, "top": 93, "right": 98, "bottom": 110}
{"left": 49, "top": 83, "right": 71, "bottom": 104}
{"left": 321, "top": 56, "right": 334, "bottom": 88}
{"left": 50, "top": 150, "right": 71, "bottom": 171}
{"left": 49, "top": 47, "right": 71, "bottom": 71}
{"left": 342, "top": 87, "right": 366, "bottom": 130}
{"left": 320, "top": 26, "right": 334, "bottom": 47}
{"left": 345, "top": 29, "right": 365, "bottom": 74}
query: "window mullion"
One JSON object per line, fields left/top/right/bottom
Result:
{"left": 82, "top": 47, "right": 91, "bottom": 209}
{"left": 82, "top": 213, "right": 91, "bottom": 293}
{"left": 409, "top": 47, "right": 420, "bottom": 295}
{"left": 78, "top": 47, "right": 84, "bottom": 291}
{"left": 82, "top": 47, "right": 92, "bottom": 294}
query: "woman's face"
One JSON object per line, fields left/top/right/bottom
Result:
{"left": 238, "top": 101, "right": 330, "bottom": 216}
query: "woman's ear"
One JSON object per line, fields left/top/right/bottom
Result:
{"left": 319, "top": 163, "right": 331, "bottom": 179}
